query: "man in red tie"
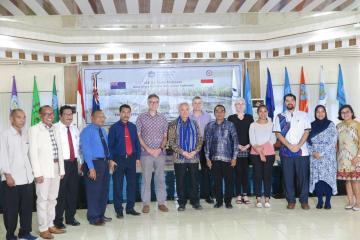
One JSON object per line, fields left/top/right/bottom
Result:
{"left": 108, "top": 104, "right": 141, "bottom": 218}
{"left": 54, "top": 105, "right": 82, "bottom": 229}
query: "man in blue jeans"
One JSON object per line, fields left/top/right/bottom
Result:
{"left": 273, "top": 93, "right": 311, "bottom": 210}
{"left": 108, "top": 104, "right": 141, "bottom": 218}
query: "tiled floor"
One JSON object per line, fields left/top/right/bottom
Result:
{"left": 1, "top": 196, "right": 360, "bottom": 240}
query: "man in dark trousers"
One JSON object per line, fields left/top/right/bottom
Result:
{"left": 54, "top": 105, "right": 81, "bottom": 229}
{"left": 0, "top": 109, "right": 38, "bottom": 240}
{"left": 80, "top": 109, "right": 112, "bottom": 225}
{"left": 109, "top": 104, "right": 141, "bottom": 218}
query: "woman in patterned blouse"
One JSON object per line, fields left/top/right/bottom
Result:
{"left": 337, "top": 105, "right": 360, "bottom": 211}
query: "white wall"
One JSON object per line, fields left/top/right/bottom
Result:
{"left": 259, "top": 57, "right": 360, "bottom": 123}
{"left": 0, "top": 64, "right": 65, "bottom": 131}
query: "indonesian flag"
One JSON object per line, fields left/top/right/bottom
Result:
{"left": 76, "top": 72, "right": 86, "bottom": 130}
{"left": 299, "top": 67, "right": 309, "bottom": 112}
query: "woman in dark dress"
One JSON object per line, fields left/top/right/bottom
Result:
{"left": 228, "top": 98, "right": 254, "bottom": 204}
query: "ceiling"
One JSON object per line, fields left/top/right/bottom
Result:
{"left": 0, "top": 0, "right": 359, "bottom": 17}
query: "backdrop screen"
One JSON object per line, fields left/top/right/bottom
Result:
{"left": 82, "top": 64, "right": 243, "bottom": 125}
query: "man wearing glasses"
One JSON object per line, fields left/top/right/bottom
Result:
{"left": 136, "top": 94, "right": 169, "bottom": 213}
{"left": 29, "top": 105, "right": 65, "bottom": 239}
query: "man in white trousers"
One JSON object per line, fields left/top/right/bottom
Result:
{"left": 29, "top": 105, "right": 65, "bottom": 239}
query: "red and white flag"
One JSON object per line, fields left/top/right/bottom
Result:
{"left": 76, "top": 72, "right": 86, "bottom": 130}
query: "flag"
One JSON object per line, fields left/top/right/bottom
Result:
{"left": 266, "top": 68, "right": 275, "bottom": 120}
{"left": 92, "top": 72, "right": 100, "bottom": 112}
{"left": 243, "top": 68, "right": 253, "bottom": 115}
{"left": 283, "top": 67, "right": 292, "bottom": 112}
{"left": 52, "top": 76, "right": 59, "bottom": 123}
{"left": 77, "top": 72, "right": 86, "bottom": 130}
{"left": 299, "top": 67, "right": 309, "bottom": 112}
{"left": 232, "top": 68, "right": 239, "bottom": 98}
{"left": 337, "top": 64, "right": 347, "bottom": 108}
{"left": 318, "top": 65, "right": 327, "bottom": 106}
{"left": 31, "top": 77, "right": 41, "bottom": 126}
{"left": 10, "top": 76, "right": 19, "bottom": 111}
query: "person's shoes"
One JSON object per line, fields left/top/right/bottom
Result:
{"left": 177, "top": 205, "right": 185, "bottom": 211}
{"left": 103, "top": 216, "right": 112, "bottom": 222}
{"left": 225, "top": 203, "right": 233, "bottom": 209}
{"left": 65, "top": 219, "right": 80, "bottom": 226}
{"left": 18, "top": 233, "right": 39, "bottom": 240}
{"left": 158, "top": 204, "right": 169, "bottom": 212}
{"left": 301, "top": 203, "right": 310, "bottom": 210}
{"left": 7, "top": 236, "right": 17, "bottom": 240}
{"left": 287, "top": 203, "right": 296, "bottom": 209}
{"left": 39, "top": 231, "right": 54, "bottom": 239}
{"left": 142, "top": 205, "right": 150, "bottom": 213}
{"left": 48, "top": 226, "right": 66, "bottom": 234}
{"left": 54, "top": 222, "right": 66, "bottom": 229}
{"left": 91, "top": 219, "right": 105, "bottom": 226}
{"left": 345, "top": 204, "right": 355, "bottom": 210}
{"left": 192, "top": 204, "right": 203, "bottom": 210}
{"left": 126, "top": 209, "right": 141, "bottom": 216}
{"left": 316, "top": 202, "right": 323, "bottom": 209}
{"left": 324, "top": 203, "right": 331, "bottom": 210}
{"left": 256, "top": 202, "right": 263, "bottom": 208}
{"left": 352, "top": 206, "right": 360, "bottom": 211}
{"left": 264, "top": 202, "right": 271, "bottom": 208}
{"left": 205, "top": 198, "right": 214, "bottom": 204}
{"left": 116, "top": 212, "right": 124, "bottom": 219}
{"left": 214, "top": 202, "right": 223, "bottom": 208}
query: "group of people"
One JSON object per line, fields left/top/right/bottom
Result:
{"left": 1, "top": 93, "right": 359, "bottom": 240}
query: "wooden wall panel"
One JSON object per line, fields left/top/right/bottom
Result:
{"left": 64, "top": 65, "right": 78, "bottom": 104}
{"left": 245, "top": 61, "right": 260, "bottom": 99}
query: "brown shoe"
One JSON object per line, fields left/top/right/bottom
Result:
{"left": 39, "top": 230, "right": 54, "bottom": 239}
{"left": 158, "top": 204, "right": 169, "bottom": 212}
{"left": 49, "top": 226, "right": 66, "bottom": 234}
{"left": 142, "top": 205, "right": 150, "bottom": 213}
{"left": 301, "top": 203, "right": 310, "bottom": 210}
{"left": 287, "top": 203, "right": 296, "bottom": 209}
{"left": 93, "top": 219, "right": 105, "bottom": 226}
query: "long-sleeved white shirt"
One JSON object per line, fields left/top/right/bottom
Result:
{"left": 249, "top": 121, "right": 277, "bottom": 146}
{"left": 55, "top": 122, "right": 82, "bottom": 163}
{"left": 0, "top": 126, "right": 34, "bottom": 185}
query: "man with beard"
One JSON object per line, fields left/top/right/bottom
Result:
{"left": 273, "top": 93, "right": 311, "bottom": 210}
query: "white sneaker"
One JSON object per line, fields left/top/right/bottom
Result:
{"left": 264, "top": 202, "right": 271, "bottom": 208}
{"left": 345, "top": 204, "right": 354, "bottom": 210}
{"left": 256, "top": 202, "right": 263, "bottom": 208}
{"left": 352, "top": 206, "right": 360, "bottom": 211}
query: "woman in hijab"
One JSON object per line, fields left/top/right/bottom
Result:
{"left": 308, "top": 105, "right": 337, "bottom": 209}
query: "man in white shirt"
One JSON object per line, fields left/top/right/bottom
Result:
{"left": 29, "top": 105, "right": 65, "bottom": 239}
{"left": 273, "top": 94, "right": 311, "bottom": 210}
{"left": 0, "top": 109, "right": 38, "bottom": 240}
{"left": 54, "top": 105, "right": 81, "bottom": 229}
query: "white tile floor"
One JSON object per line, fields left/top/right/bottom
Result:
{"left": 1, "top": 196, "right": 360, "bottom": 240}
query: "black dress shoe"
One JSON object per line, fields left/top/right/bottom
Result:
{"left": 126, "top": 209, "right": 141, "bottom": 216}
{"left": 91, "top": 219, "right": 105, "bottom": 226}
{"left": 316, "top": 202, "right": 323, "bottom": 209}
{"left": 192, "top": 204, "right": 203, "bottom": 210}
{"left": 54, "top": 222, "right": 66, "bottom": 229}
{"left": 225, "top": 203, "right": 233, "bottom": 209}
{"left": 205, "top": 198, "right": 214, "bottom": 204}
{"left": 103, "top": 216, "right": 112, "bottom": 222}
{"left": 214, "top": 202, "right": 223, "bottom": 208}
{"left": 177, "top": 206, "right": 185, "bottom": 211}
{"left": 66, "top": 219, "right": 80, "bottom": 226}
{"left": 324, "top": 203, "right": 331, "bottom": 209}
{"left": 116, "top": 212, "right": 124, "bottom": 219}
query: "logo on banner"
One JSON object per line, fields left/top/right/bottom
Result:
{"left": 110, "top": 82, "right": 126, "bottom": 89}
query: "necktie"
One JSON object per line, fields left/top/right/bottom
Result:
{"left": 99, "top": 127, "right": 109, "bottom": 159}
{"left": 67, "top": 126, "right": 75, "bottom": 161}
{"left": 124, "top": 124, "right": 133, "bottom": 156}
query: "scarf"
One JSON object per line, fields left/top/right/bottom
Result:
{"left": 177, "top": 117, "right": 197, "bottom": 159}
{"left": 308, "top": 105, "right": 332, "bottom": 145}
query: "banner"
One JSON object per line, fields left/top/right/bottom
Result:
{"left": 82, "top": 65, "right": 243, "bottom": 124}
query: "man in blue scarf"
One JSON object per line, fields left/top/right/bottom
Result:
{"left": 168, "top": 103, "right": 203, "bottom": 211}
